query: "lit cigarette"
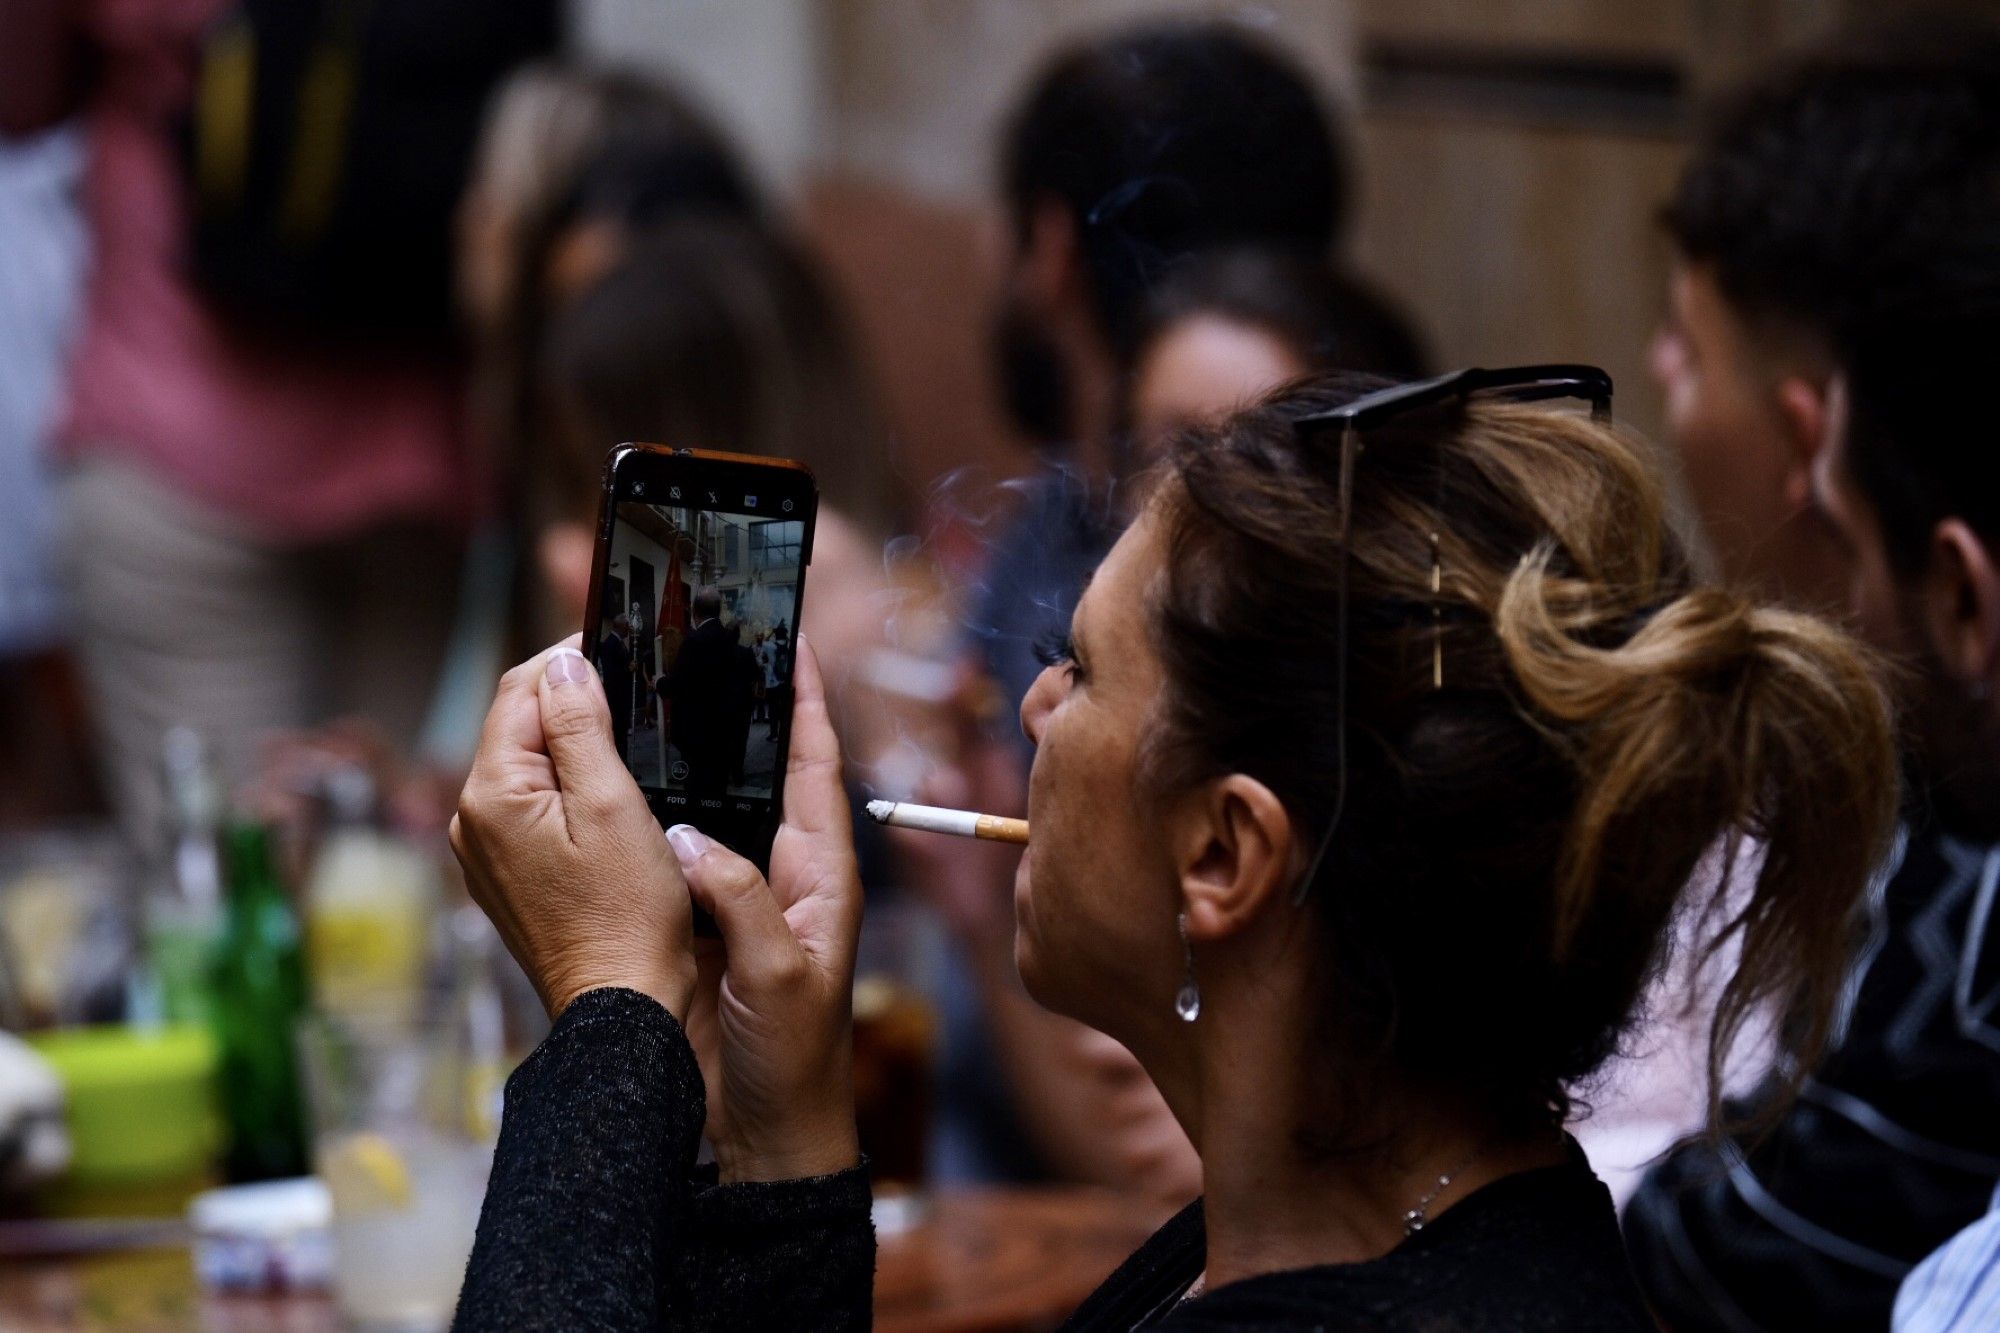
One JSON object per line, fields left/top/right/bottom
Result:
{"left": 865, "top": 799, "right": 1029, "bottom": 844}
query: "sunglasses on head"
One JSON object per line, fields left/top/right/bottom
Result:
{"left": 1288, "top": 364, "right": 1614, "bottom": 905}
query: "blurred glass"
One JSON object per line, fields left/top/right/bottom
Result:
{"left": 297, "top": 1013, "right": 494, "bottom": 1332}
{"left": 852, "top": 897, "right": 940, "bottom": 1234}
{"left": 146, "top": 727, "right": 226, "bottom": 1030}
{"left": 0, "top": 826, "right": 136, "bottom": 1029}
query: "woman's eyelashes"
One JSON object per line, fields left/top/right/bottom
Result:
{"left": 1034, "top": 629, "right": 1084, "bottom": 683}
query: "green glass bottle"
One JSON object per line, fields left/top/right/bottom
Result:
{"left": 210, "top": 822, "right": 310, "bottom": 1181}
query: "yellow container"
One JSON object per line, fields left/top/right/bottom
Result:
{"left": 29, "top": 1024, "right": 221, "bottom": 1208}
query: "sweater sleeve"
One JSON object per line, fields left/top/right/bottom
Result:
{"left": 453, "top": 987, "right": 705, "bottom": 1332}
{"left": 663, "top": 1165, "right": 876, "bottom": 1331}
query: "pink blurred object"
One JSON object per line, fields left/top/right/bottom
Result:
{"left": 55, "top": 0, "right": 468, "bottom": 545}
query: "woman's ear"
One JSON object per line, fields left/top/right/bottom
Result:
{"left": 1921, "top": 517, "right": 2000, "bottom": 694}
{"left": 1173, "top": 774, "right": 1297, "bottom": 944}
{"left": 538, "top": 521, "right": 597, "bottom": 624}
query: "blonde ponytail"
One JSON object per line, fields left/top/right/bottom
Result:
{"left": 1498, "top": 545, "right": 1898, "bottom": 1122}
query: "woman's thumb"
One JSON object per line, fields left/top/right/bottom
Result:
{"left": 667, "top": 825, "right": 799, "bottom": 985}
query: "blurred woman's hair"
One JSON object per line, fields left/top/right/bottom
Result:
{"left": 536, "top": 217, "right": 898, "bottom": 537}
{"left": 1142, "top": 377, "right": 1898, "bottom": 1145}
{"left": 469, "top": 64, "right": 770, "bottom": 656}
{"left": 467, "top": 62, "right": 761, "bottom": 346}
{"left": 472, "top": 60, "right": 764, "bottom": 484}
{"left": 1139, "top": 248, "right": 1430, "bottom": 382}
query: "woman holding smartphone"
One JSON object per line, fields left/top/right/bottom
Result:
{"left": 448, "top": 372, "right": 1897, "bottom": 1330}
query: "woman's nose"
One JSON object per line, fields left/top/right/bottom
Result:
{"left": 1020, "top": 666, "right": 1059, "bottom": 746}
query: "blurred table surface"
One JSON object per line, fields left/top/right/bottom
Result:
{"left": 0, "top": 1186, "right": 1164, "bottom": 1332}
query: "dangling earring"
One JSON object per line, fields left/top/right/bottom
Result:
{"left": 1174, "top": 912, "right": 1201, "bottom": 1022}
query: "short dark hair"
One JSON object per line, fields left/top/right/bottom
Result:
{"left": 1002, "top": 21, "right": 1348, "bottom": 363}
{"left": 1140, "top": 247, "right": 1429, "bottom": 381}
{"left": 1665, "top": 12, "right": 2000, "bottom": 575}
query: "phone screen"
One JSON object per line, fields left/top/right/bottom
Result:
{"left": 586, "top": 446, "right": 818, "bottom": 867}
{"left": 599, "top": 499, "right": 805, "bottom": 801}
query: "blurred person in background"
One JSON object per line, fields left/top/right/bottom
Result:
{"left": 1622, "top": 15, "right": 2000, "bottom": 1330}
{"left": 0, "top": 0, "right": 557, "bottom": 855}
{"left": 0, "top": 61, "right": 95, "bottom": 826}
{"left": 278, "top": 60, "right": 767, "bottom": 806}
{"left": 974, "top": 21, "right": 1350, "bottom": 722}
{"left": 532, "top": 218, "right": 906, "bottom": 862}
{"left": 461, "top": 62, "right": 765, "bottom": 506}
{"left": 0, "top": 89, "right": 84, "bottom": 667}
{"left": 1128, "top": 247, "right": 1428, "bottom": 475}
{"left": 307, "top": 67, "right": 898, "bottom": 853}
{"left": 415, "top": 60, "right": 767, "bottom": 768}
{"left": 908, "top": 20, "right": 1422, "bottom": 1199}
{"left": 455, "top": 63, "right": 762, "bottom": 356}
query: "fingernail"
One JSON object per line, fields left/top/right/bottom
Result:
{"left": 546, "top": 649, "right": 590, "bottom": 686}
{"left": 666, "top": 824, "right": 711, "bottom": 865}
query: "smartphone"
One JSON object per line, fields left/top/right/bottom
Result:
{"left": 583, "top": 444, "right": 818, "bottom": 882}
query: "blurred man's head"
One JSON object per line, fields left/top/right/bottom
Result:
{"left": 693, "top": 587, "right": 723, "bottom": 623}
{"left": 1658, "top": 13, "right": 2000, "bottom": 621}
{"left": 992, "top": 21, "right": 1347, "bottom": 451}
{"left": 1667, "top": 14, "right": 2000, "bottom": 828}
{"left": 610, "top": 613, "right": 632, "bottom": 636}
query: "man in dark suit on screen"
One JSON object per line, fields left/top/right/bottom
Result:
{"left": 596, "top": 614, "right": 636, "bottom": 765}
{"left": 662, "top": 588, "right": 736, "bottom": 799}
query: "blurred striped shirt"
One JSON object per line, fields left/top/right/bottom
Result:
{"left": 1625, "top": 820, "right": 2000, "bottom": 1332}
{"left": 1897, "top": 1184, "right": 2000, "bottom": 1331}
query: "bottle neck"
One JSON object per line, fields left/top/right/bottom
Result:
{"left": 223, "top": 823, "right": 287, "bottom": 919}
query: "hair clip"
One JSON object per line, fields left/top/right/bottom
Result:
{"left": 1430, "top": 531, "right": 1444, "bottom": 690}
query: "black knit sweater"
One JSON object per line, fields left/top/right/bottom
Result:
{"left": 453, "top": 988, "right": 1653, "bottom": 1331}
{"left": 451, "top": 987, "right": 874, "bottom": 1331}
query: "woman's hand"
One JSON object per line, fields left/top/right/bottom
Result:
{"left": 450, "top": 637, "right": 697, "bottom": 1021}
{"left": 669, "top": 637, "right": 863, "bottom": 1184}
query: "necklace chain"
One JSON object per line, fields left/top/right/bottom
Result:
{"left": 1402, "top": 1145, "right": 1482, "bottom": 1235}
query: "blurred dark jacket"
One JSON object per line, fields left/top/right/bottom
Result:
{"left": 1625, "top": 816, "right": 2000, "bottom": 1332}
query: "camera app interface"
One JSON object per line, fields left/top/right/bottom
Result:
{"left": 598, "top": 496, "right": 804, "bottom": 803}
